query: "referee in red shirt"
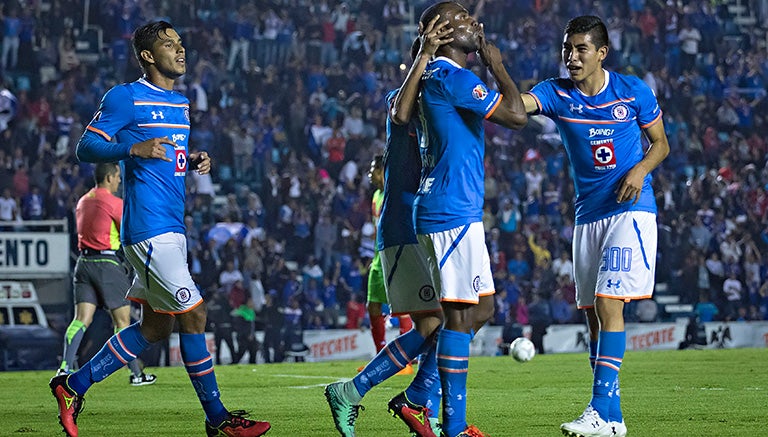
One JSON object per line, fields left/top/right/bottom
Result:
{"left": 57, "top": 163, "right": 156, "bottom": 386}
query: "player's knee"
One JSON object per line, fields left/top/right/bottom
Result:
{"left": 473, "top": 299, "right": 495, "bottom": 326}
{"left": 413, "top": 312, "right": 443, "bottom": 338}
{"left": 176, "top": 303, "right": 209, "bottom": 334}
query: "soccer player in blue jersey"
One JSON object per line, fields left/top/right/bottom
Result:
{"left": 49, "top": 21, "right": 271, "bottom": 437}
{"left": 520, "top": 15, "right": 670, "bottom": 437}
{"left": 414, "top": 3, "right": 527, "bottom": 437}
{"left": 324, "top": 14, "right": 452, "bottom": 437}
{"left": 362, "top": 153, "right": 415, "bottom": 363}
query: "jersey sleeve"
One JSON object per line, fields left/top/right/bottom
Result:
{"left": 385, "top": 89, "right": 398, "bottom": 110}
{"left": 633, "top": 77, "right": 663, "bottom": 128}
{"left": 76, "top": 85, "right": 135, "bottom": 163}
{"left": 527, "top": 79, "right": 559, "bottom": 117}
{"left": 441, "top": 68, "right": 501, "bottom": 119}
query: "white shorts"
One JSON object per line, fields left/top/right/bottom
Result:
{"left": 123, "top": 232, "right": 204, "bottom": 314}
{"left": 417, "top": 221, "right": 495, "bottom": 304}
{"left": 573, "top": 211, "right": 657, "bottom": 308}
{"left": 380, "top": 243, "right": 441, "bottom": 316}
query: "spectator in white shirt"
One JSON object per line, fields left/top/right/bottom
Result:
{"left": 219, "top": 260, "right": 244, "bottom": 292}
{"left": 0, "top": 187, "right": 19, "bottom": 223}
{"left": 552, "top": 251, "right": 574, "bottom": 281}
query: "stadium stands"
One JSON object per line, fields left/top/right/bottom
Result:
{"left": 0, "top": 1, "right": 766, "bottom": 365}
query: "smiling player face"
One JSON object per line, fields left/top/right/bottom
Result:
{"left": 561, "top": 32, "right": 606, "bottom": 84}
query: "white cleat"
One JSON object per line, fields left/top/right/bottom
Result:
{"left": 561, "top": 406, "right": 616, "bottom": 437}
{"left": 609, "top": 420, "right": 627, "bottom": 437}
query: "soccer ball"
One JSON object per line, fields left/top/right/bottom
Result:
{"left": 510, "top": 337, "right": 536, "bottom": 363}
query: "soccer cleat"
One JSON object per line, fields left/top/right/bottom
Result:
{"left": 50, "top": 374, "right": 85, "bottom": 437}
{"left": 609, "top": 420, "right": 627, "bottom": 437}
{"left": 205, "top": 410, "right": 271, "bottom": 436}
{"left": 428, "top": 418, "right": 442, "bottom": 436}
{"left": 396, "top": 363, "right": 415, "bottom": 376}
{"left": 129, "top": 372, "right": 158, "bottom": 386}
{"left": 561, "top": 405, "right": 615, "bottom": 437}
{"left": 55, "top": 368, "right": 70, "bottom": 377}
{"left": 387, "top": 392, "right": 436, "bottom": 437}
{"left": 325, "top": 382, "right": 364, "bottom": 437}
{"left": 453, "top": 424, "right": 489, "bottom": 437}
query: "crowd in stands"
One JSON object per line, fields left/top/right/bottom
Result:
{"left": 1, "top": 0, "right": 768, "bottom": 362}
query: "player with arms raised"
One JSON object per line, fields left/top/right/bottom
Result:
{"left": 414, "top": 2, "right": 527, "bottom": 436}
{"left": 325, "top": 14, "right": 453, "bottom": 437}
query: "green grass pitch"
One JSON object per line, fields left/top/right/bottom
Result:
{"left": 2, "top": 348, "right": 765, "bottom": 436}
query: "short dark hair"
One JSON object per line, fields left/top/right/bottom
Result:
{"left": 564, "top": 15, "right": 609, "bottom": 50}
{"left": 94, "top": 162, "right": 119, "bottom": 184}
{"left": 372, "top": 154, "right": 384, "bottom": 169}
{"left": 410, "top": 37, "right": 420, "bottom": 62}
{"left": 132, "top": 21, "right": 175, "bottom": 71}
{"left": 419, "top": 1, "right": 454, "bottom": 30}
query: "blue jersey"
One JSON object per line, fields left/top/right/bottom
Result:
{"left": 414, "top": 57, "right": 501, "bottom": 234}
{"left": 527, "top": 70, "right": 662, "bottom": 224}
{"left": 77, "top": 78, "right": 191, "bottom": 245}
{"left": 377, "top": 89, "right": 422, "bottom": 250}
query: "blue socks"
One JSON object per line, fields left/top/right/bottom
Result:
{"left": 352, "top": 329, "right": 425, "bottom": 398}
{"left": 68, "top": 322, "right": 149, "bottom": 395}
{"left": 589, "top": 338, "right": 622, "bottom": 422}
{"left": 180, "top": 333, "right": 227, "bottom": 426}
{"left": 437, "top": 329, "right": 471, "bottom": 437}
{"left": 405, "top": 339, "right": 441, "bottom": 420}
{"left": 590, "top": 331, "right": 625, "bottom": 421}
{"left": 610, "top": 377, "right": 623, "bottom": 423}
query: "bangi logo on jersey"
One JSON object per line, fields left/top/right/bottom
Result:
{"left": 591, "top": 139, "right": 616, "bottom": 170}
{"left": 472, "top": 84, "right": 488, "bottom": 100}
{"left": 174, "top": 149, "right": 187, "bottom": 176}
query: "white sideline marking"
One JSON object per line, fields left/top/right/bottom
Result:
{"left": 264, "top": 373, "right": 349, "bottom": 389}
{"left": 269, "top": 373, "right": 344, "bottom": 380}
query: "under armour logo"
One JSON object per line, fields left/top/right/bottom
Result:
{"left": 606, "top": 279, "right": 621, "bottom": 289}
{"left": 151, "top": 110, "right": 164, "bottom": 119}
{"left": 570, "top": 103, "right": 584, "bottom": 113}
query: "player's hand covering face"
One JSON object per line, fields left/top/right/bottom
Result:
{"left": 418, "top": 14, "right": 454, "bottom": 57}
{"left": 477, "top": 24, "right": 503, "bottom": 67}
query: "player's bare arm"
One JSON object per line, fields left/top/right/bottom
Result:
{"left": 615, "top": 119, "right": 670, "bottom": 204}
{"left": 129, "top": 136, "right": 175, "bottom": 161}
{"left": 390, "top": 14, "right": 453, "bottom": 125}
{"left": 477, "top": 26, "right": 527, "bottom": 130}
{"left": 189, "top": 151, "right": 211, "bottom": 175}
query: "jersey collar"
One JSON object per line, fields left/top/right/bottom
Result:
{"left": 575, "top": 69, "right": 609, "bottom": 97}
{"left": 432, "top": 56, "right": 462, "bottom": 68}
{"left": 138, "top": 76, "right": 170, "bottom": 93}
